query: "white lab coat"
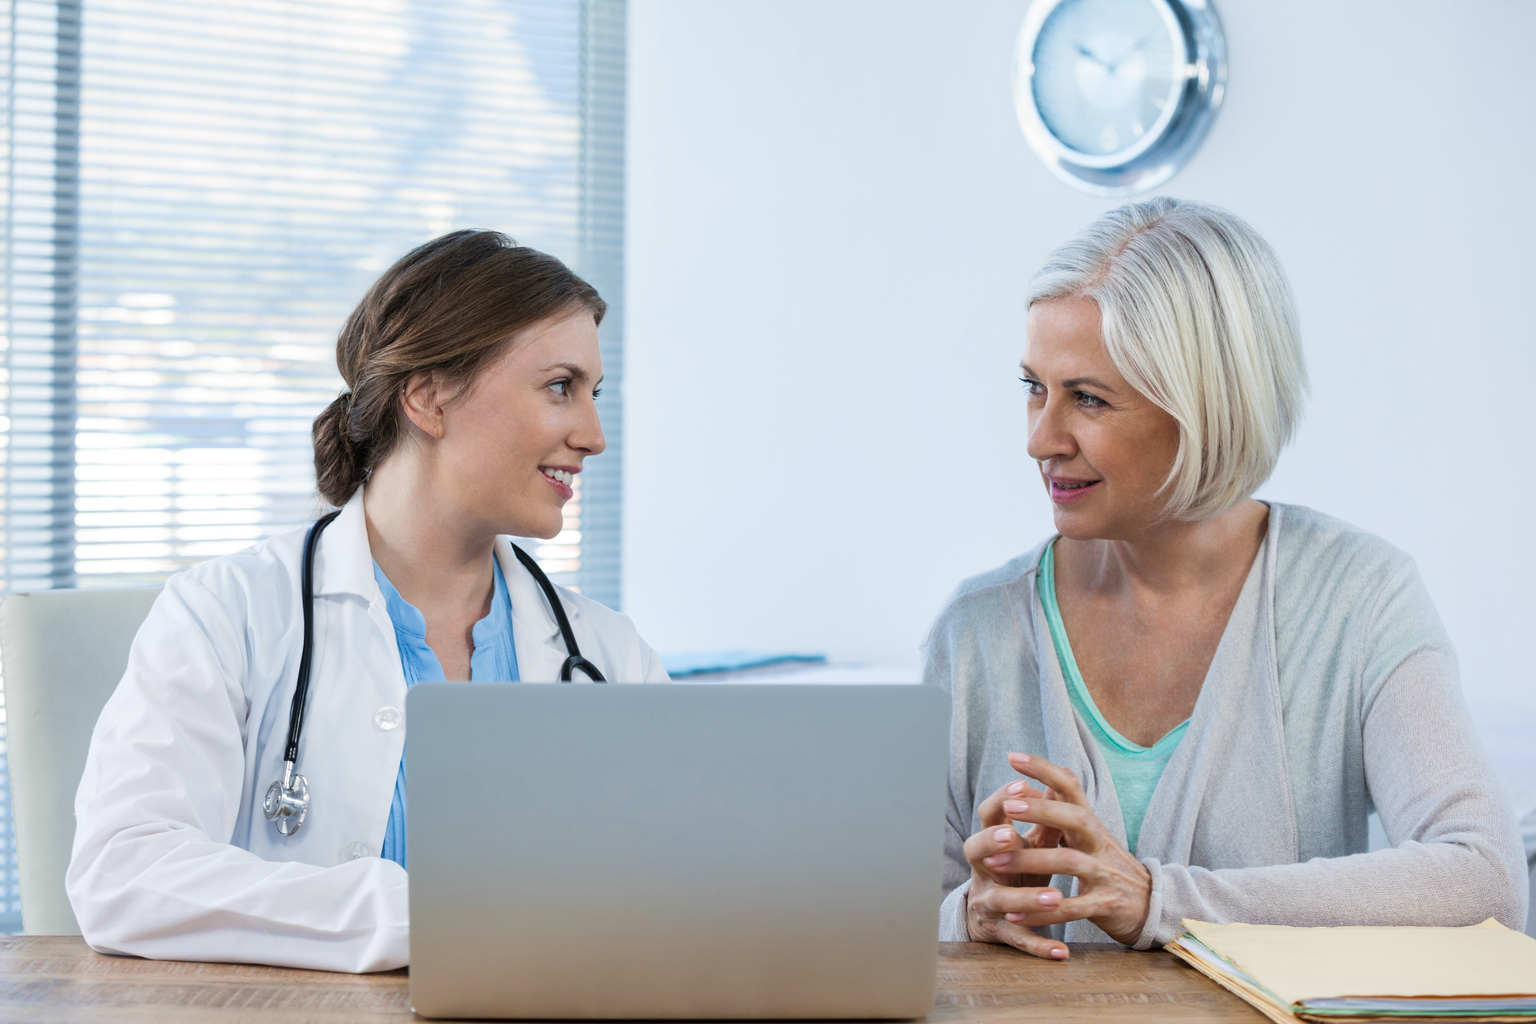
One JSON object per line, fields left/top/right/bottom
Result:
{"left": 67, "top": 486, "right": 668, "bottom": 973}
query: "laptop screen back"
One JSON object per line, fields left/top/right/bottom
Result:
{"left": 407, "top": 683, "right": 949, "bottom": 1020}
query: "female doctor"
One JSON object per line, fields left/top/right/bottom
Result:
{"left": 66, "top": 230, "right": 668, "bottom": 973}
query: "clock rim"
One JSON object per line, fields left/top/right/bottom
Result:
{"left": 1013, "top": 0, "right": 1227, "bottom": 197}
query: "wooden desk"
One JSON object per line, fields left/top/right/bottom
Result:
{"left": 0, "top": 937, "right": 1264, "bottom": 1023}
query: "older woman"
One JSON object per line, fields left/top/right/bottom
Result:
{"left": 930, "top": 198, "right": 1527, "bottom": 958}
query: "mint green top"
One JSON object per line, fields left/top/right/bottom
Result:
{"left": 1036, "top": 541, "right": 1188, "bottom": 855}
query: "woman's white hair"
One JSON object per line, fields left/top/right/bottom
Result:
{"left": 1027, "top": 196, "right": 1307, "bottom": 522}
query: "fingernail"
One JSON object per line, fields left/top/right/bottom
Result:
{"left": 1005, "top": 912, "right": 1025, "bottom": 922}
{"left": 1037, "top": 890, "right": 1061, "bottom": 907}
{"left": 983, "top": 853, "right": 1010, "bottom": 867}
{"left": 1013, "top": 753, "right": 1032, "bottom": 764}
{"left": 1050, "top": 947, "right": 1068, "bottom": 959}
{"left": 1004, "top": 800, "right": 1028, "bottom": 814}
{"left": 1007, "top": 782, "right": 1026, "bottom": 795}
{"left": 993, "top": 827, "right": 1014, "bottom": 843}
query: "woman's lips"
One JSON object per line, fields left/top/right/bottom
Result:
{"left": 540, "top": 467, "right": 576, "bottom": 499}
{"left": 1048, "top": 478, "right": 1100, "bottom": 504}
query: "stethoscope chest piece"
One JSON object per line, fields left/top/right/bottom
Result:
{"left": 264, "top": 763, "right": 310, "bottom": 836}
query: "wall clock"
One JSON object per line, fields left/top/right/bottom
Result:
{"left": 1014, "top": 0, "right": 1226, "bottom": 196}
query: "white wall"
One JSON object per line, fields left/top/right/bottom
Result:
{"left": 623, "top": 1, "right": 1536, "bottom": 803}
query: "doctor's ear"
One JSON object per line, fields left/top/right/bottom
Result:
{"left": 399, "top": 371, "right": 452, "bottom": 441}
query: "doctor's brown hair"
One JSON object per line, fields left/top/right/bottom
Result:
{"left": 312, "top": 230, "right": 605, "bottom": 507}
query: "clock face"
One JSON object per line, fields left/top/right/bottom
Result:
{"left": 1030, "top": 0, "right": 1182, "bottom": 158}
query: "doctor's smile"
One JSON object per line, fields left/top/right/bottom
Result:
{"left": 539, "top": 466, "right": 579, "bottom": 498}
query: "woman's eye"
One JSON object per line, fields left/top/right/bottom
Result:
{"left": 1076, "top": 391, "right": 1107, "bottom": 408}
{"left": 592, "top": 386, "right": 602, "bottom": 399}
{"left": 548, "top": 379, "right": 570, "bottom": 396}
{"left": 1019, "top": 377, "right": 1045, "bottom": 397}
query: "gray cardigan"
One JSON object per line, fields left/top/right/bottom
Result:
{"left": 928, "top": 503, "right": 1527, "bottom": 947}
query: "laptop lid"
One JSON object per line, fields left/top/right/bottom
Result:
{"left": 406, "top": 683, "right": 949, "bottom": 1020}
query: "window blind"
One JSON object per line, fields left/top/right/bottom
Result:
{"left": 0, "top": 0, "right": 625, "bottom": 934}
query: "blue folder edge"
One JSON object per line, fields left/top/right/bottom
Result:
{"left": 660, "top": 650, "right": 828, "bottom": 678}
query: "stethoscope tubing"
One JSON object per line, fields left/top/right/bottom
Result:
{"left": 510, "top": 543, "right": 606, "bottom": 683}
{"left": 283, "top": 509, "right": 341, "bottom": 766}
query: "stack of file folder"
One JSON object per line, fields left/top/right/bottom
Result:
{"left": 1167, "top": 918, "right": 1536, "bottom": 1022}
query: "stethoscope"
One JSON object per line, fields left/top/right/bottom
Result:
{"left": 263, "top": 510, "right": 605, "bottom": 836}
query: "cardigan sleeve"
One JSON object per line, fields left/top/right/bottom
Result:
{"left": 1130, "top": 561, "right": 1528, "bottom": 948}
{"left": 925, "top": 618, "right": 980, "bottom": 941}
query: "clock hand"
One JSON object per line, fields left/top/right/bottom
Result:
{"left": 1075, "top": 42, "right": 1111, "bottom": 70}
{"left": 1106, "top": 34, "right": 1152, "bottom": 73}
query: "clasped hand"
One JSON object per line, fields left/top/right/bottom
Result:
{"left": 963, "top": 752, "right": 1152, "bottom": 959}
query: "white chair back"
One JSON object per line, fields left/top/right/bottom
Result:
{"left": 1, "top": 587, "right": 160, "bottom": 934}
{"left": 1522, "top": 805, "right": 1536, "bottom": 938}
{"left": 1528, "top": 860, "right": 1535, "bottom": 939}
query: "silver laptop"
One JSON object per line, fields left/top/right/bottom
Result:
{"left": 406, "top": 683, "right": 950, "bottom": 1020}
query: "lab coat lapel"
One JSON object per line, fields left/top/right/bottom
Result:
{"left": 496, "top": 537, "right": 581, "bottom": 682}
{"left": 309, "top": 484, "right": 400, "bottom": 685}
{"left": 310, "top": 487, "right": 377, "bottom": 601}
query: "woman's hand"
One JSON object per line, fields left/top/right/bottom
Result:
{"left": 963, "top": 752, "right": 1152, "bottom": 958}
{"left": 963, "top": 764, "right": 1071, "bottom": 958}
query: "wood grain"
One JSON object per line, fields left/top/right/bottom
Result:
{"left": 0, "top": 936, "right": 1266, "bottom": 1023}
{"left": 928, "top": 942, "right": 1266, "bottom": 1023}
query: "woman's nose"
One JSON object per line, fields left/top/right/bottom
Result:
{"left": 1025, "top": 399, "right": 1073, "bottom": 463}
{"left": 573, "top": 400, "right": 607, "bottom": 457}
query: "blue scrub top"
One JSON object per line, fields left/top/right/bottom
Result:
{"left": 373, "top": 557, "right": 520, "bottom": 869}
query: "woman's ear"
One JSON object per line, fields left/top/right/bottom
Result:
{"left": 399, "top": 370, "right": 448, "bottom": 440}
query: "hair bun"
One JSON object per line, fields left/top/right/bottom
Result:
{"left": 312, "top": 390, "right": 364, "bottom": 507}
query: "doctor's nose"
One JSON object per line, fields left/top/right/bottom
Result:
{"left": 572, "top": 402, "right": 606, "bottom": 457}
